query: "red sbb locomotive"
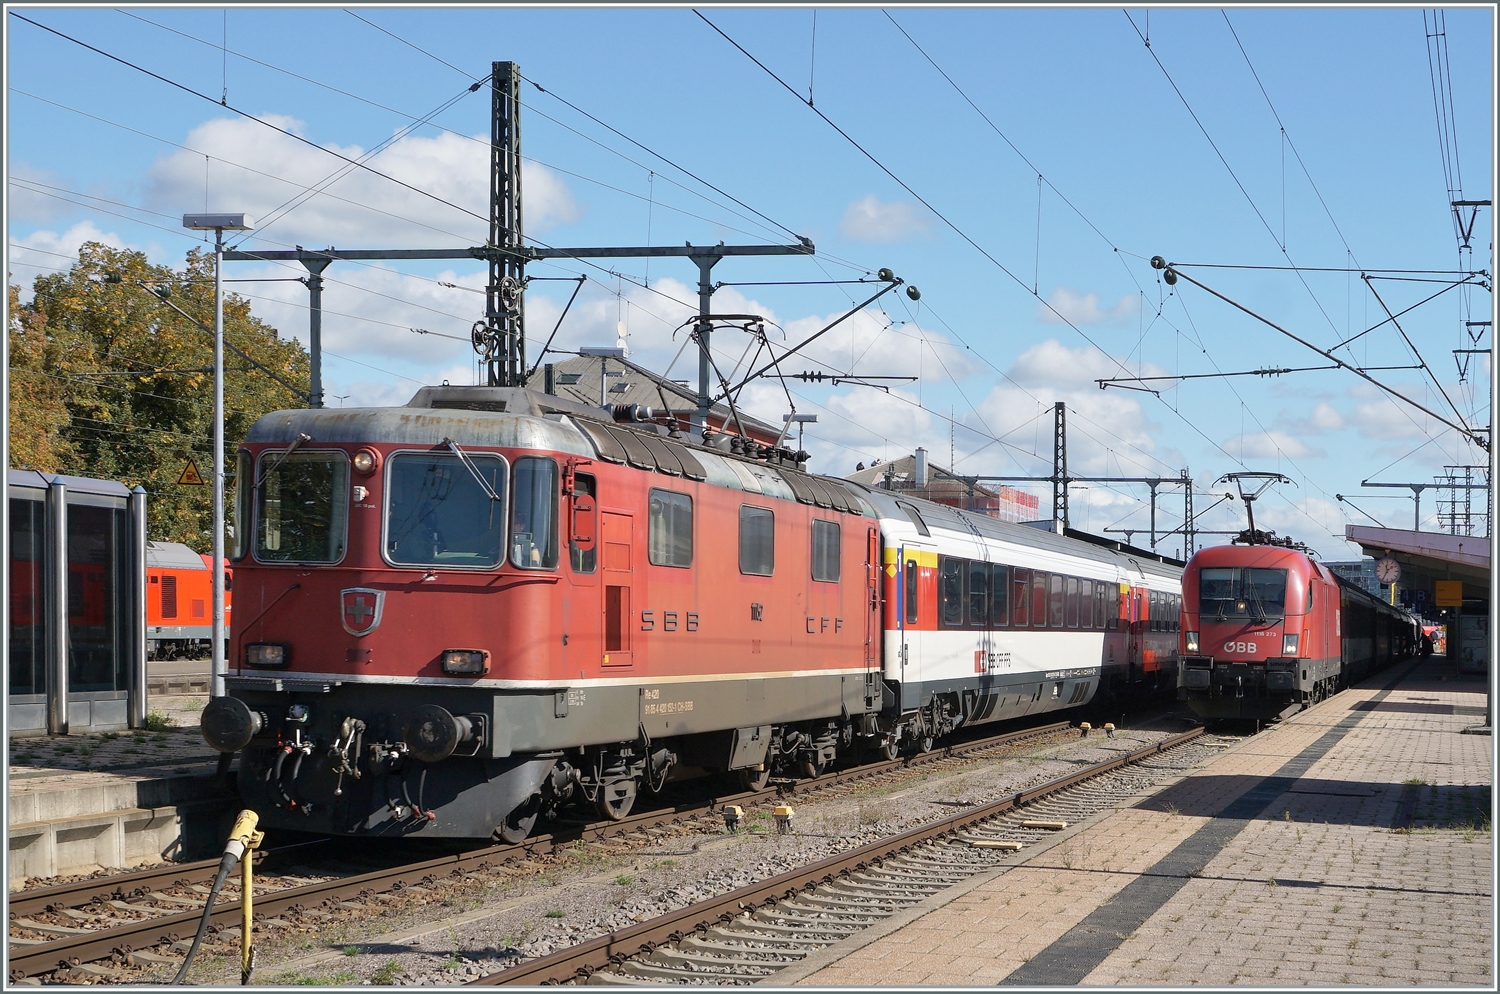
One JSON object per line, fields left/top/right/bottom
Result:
{"left": 201, "top": 385, "right": 1182, "bottom": 841}
{"left": 1177, "top": 542, "right": 1420, "bottom": 721}
{"left": 146, "top": 541, "right": 232, "bottom": 659}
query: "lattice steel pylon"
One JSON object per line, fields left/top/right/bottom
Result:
{"left": 1052, "top": 402, "right": 1068, "bottom": 527}
{"left": 484, "top": 61, "right": 525, "bottom": 386}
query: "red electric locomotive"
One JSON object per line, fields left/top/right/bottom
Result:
{"left": 201, "top": 384, "right": 1181, "bottom": 841}
{"left": 146, "top": 541, "right": 232, "bottom": 658}
{"left": 1177, "top": 541, "right": 1419, "bottom": 721}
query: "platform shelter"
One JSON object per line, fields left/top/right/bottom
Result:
{"left": 7, "top": 470, "right": 149, "bottom": 735}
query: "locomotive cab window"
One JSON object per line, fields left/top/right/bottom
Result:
{"left": 232, "top": 450, "right": 250, "bottom": 560}
{"left": 648, "top": 488, "right": 693, "bottom": 567}
{"left": 511, "top": 457, "right": 560, "bottom": 570}
{"left": 385, "top": 451, "right": 505, "bottom": 568}
{"left": 1199, "top": 567, "right": 1289, "bottom": 620}
{"left": 256, "top": 450, "right": 349, "bottom": 564}
{"left": 739, "top": 505, "right": 774, "bottom": 576}
{"left": 811, "top": 519, "right": 841, "bottom": 582}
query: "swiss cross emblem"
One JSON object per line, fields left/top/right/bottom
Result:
{"left": 341, "top": 588, "right": 385, "bottom": 637}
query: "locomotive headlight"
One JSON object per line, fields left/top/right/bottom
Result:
{"left": 245, "top": 642, "right": 289, "bottom": 668}
{"left": 441, "top": 649, "right": 490, "bottom": 675}
{"left": 352, "top": 448, "right": 379, "bottom": 475}
{"left": 1282, "top": 633, "right": 1300, "bottom": 656}
{"left": 1185, "top": 631, "right": 1199, "bottom": 653}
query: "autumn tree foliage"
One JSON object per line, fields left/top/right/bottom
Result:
{"left": 8, "top": 242, "right": 309, "bottom": 549}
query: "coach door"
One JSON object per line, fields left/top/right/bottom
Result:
{"left": 601, "top": 511, "right": 634, "bottom": 668}
{"left": 863, "top": 527, "right": 881, "bottom": 708}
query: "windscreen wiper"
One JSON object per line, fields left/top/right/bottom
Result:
{"left": 442, "top": 438, "right": 503, "bottom": 503}
{"left": 253, "top": 433, "right": 313, "bottom": 491}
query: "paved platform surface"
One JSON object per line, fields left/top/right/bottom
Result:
{"left": 787, "top": 657, "right": 1493, "bottom": 987}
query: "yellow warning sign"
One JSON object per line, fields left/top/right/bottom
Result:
{"left": 1435, "top": 580, "right": 1464, "bottom": 607}
{"left": 177, "top": 459, "right": 206, "bottom": 486}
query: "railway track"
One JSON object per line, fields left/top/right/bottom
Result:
{"left": 468, "top": 727, "right": 1222, "bottom": 986}
{"left": 8, "top": 718, "right": 1078, "bottom": 982}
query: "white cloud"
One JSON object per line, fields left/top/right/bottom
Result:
{"left": 143, "top": 114, "right": 581, "bottom": 249}
{"left": 1304, "top": 402, "right": 1345, "bottom": 433}
{"left": 1038, "top": 286, "right": 1137, "bottom": 326}
{"left": 1220, "top": 430, "right": 1325, "bottom": 460}
{"left": 8, "top": 222, "right": 133, "bottom": 301}
{"left": 972, "top": 340, "right": 1174, "bottom": 478}
{"left": 838, "top": 194, "right": 933, "bottom": 243}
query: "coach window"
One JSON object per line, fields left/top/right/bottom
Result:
{"left": 510, "top": 457, "right": 559, "bottom": 570}
{"left": 990, "top": 564, "right": 1010, "bottom": 628}
{"left": 904, "top": 557, "right": 920, "bottom": 625}
{"left": 1065, "top": 577, "right": 1080, "bottom": 628}
{"left": 232, "top": 450, "right": 251, "bottom": 560}
{"left": 1105, "top": 585, "right": 1120, "bottom": 630}
{"left": 570, "top": 473, "right": 597, "bottom": 573}
{"left": 1011, "top": 567, "right": 1030, "bottom": 627}
{"left": 811, "top": 519, "right": 841, "bottom": 582}
{"left": 1049, "top": 573, "right": 1066, "bottom": 628}
{"left": 1032, "top": 571, "right": 1049, "bottom": 628}
{"left": 939, "top": 557, "right": 964, "bottom": 626}
{"left": 1080, "top": 579, "right": 1094, "bottom": 629}
{"left": 649, "top": 488, "right": 693, "bottom": 567}
{"left": 258, "top": 450, "right": 350, "bottom": 563}
{"left": 739, "top": 505, "right": 774, "bottom": 576}
{"left": 385, "top": 452, "right": 504, "bottom": 568}
{"left": 968, "top": 560, "right": 989, "bottom": 627}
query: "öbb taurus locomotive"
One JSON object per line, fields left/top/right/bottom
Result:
{"left": 1177, "top": 542, "right": 1419, "bottom": 721}
{"left": 200, "top": 385, "right": 1181, "bottom": 841}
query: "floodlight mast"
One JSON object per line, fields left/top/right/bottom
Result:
{"left": 183, "top": 212, "right": 254, "bottom": 699}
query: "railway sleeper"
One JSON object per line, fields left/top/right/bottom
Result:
{"left": 784, "top": 889, "right": 907, "bottom": 912}
{"left": 731, "top": 915, "right": 866, "bottom": 938}
{"left": 817, "top": 879, "right": 939, "bottom": 900}
{"left": 753, "top": 902, "right": 886, "bottom": 925}
{"left": 644, "top": 947, "right": 788, "bottom": 971}
{"left": 696, "top": 926, "right": 844, "bottom": 948}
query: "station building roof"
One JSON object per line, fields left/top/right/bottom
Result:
{"left": 1344, "top": 524, "right": 1490, "bottom": 603}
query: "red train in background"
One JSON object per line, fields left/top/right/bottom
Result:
{"left": 146, "top": 541, "right": 231, "bottom": 659}
{"left": 1177, "top": 541, "right": 1419, "bottom": 721}
{"left": 198, "top": 384, "right": 1182, "bottom": 842}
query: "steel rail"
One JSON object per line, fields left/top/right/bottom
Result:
{"left": 470, "top": 727, "right": 1205, "bottom": 986}
{"left": 8, "top": 721, "right": 1072, "bottom": 980}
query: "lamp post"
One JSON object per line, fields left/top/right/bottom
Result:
{"left": 182, "top": 213, "right": 254, "bottom": 699}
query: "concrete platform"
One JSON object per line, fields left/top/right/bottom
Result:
{"left": 781, "top": 657, "right": 1493, "bottom": 987}
{"left": 7, "top": 695, "right": 238, "bottom": 884}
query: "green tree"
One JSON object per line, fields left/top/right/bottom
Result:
{"left": 9, "top": 242, "right": 309, "bottom": 549}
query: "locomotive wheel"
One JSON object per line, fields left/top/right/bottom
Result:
{"left": 878, "top": 737, "right": 900, "bottom": 762}
{"left": 916, "top": 735, "right": 935, "bottom": 755}
{"left": 798, "top": 756, "right": 827, "bottom": 780}
{"left": 496, "top": 796, "right": 540, "bottom": 844}
{"left": 596, "top": 778, "right": 638, "bottom": 820}
{"left": 738, "top": 765, "right": 771, "bottom": 791}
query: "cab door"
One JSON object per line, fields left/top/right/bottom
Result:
{"left": 600, "top": 511, "right": 634, "bottom": 669}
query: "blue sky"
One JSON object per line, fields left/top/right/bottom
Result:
{"left": 6, "top": 5, "right": 1494, "bottom": 559}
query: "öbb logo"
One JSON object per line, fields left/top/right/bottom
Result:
{"left": 1224, "top": 641, "right": 1258, "bottom": 655}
